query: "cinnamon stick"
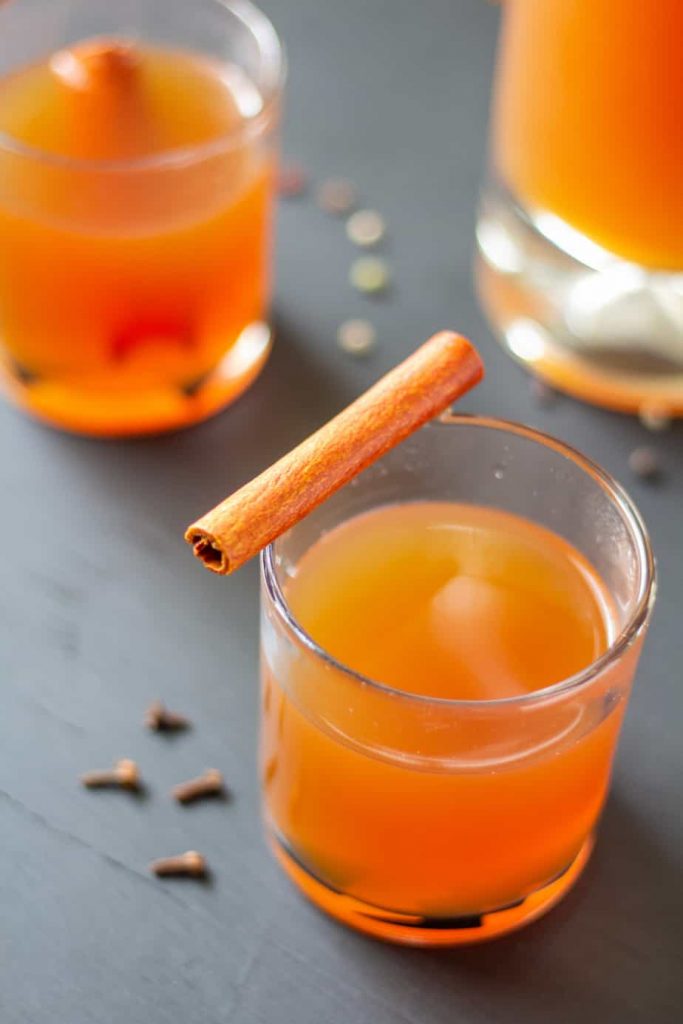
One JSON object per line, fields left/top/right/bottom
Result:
{"left": 49, "top": 38, "right": 151, "bottom": 161}
{"left": 185, "top": 331, "right": 483, "bottom": 574}
{"left": 50, "top": 39, "right": 140, "bottom": 93}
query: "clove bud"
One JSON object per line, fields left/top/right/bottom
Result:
{"left": 145, "top": 700, "right": 191, "bottom": 732}
{"left": 81, "top": 758, "right": 140, "bottom": 790}
{"left": 150, "top": 850, "right": 207, "bottom": 878}
{"left": 172, "top": 768, "right": 225, "bottom": 804}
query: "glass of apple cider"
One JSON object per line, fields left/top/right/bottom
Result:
{"left": 0, "top": 0, "right": 283, "bottom": 435}
{"left": 476, "top": 0, "right": 683, "bottom": 417}
{"left": 260, "top": 415, "right": 655, "bottom": 946}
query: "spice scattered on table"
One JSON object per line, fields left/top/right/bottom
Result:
{"left": 529, "top": 376, "right": 558, "bottom": 406}
{"left": 346, "top": 209, "right": 386, "bottom": 248}
{"left": 145, "top": 700, "right": 191, "bottom": 732}
{"left": 628, "top": 446, "right": 662, "bottom": 480}
{"left": 350, "top": 256, "right": 390, "bottom": 295}
{"left": 278, "top": 162, "right": 309, "bottom": 198}
{"left": 81, "top": 758, "right": 140, "bottom": 790}
{"left": 150, "top": 850, "right": 208, "bottom": 879}
{"left": 172, "top": 768, "right": 226, "bottom": 804}
{"left": 317, "top": 177, "right": 357, "bottom": 216}
{"left": 638, "top": 405, "right": 672, "bottom": 432}
{"left": 337, "top": 318, "right": 377, "bottom": 357}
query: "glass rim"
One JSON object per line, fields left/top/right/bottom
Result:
{"left": 262, "top": 413, "right": 656, "bottom": 709}
{"left": 0, "top": 0, "right": 286, "bottom": 172}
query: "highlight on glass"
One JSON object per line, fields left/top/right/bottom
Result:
{"left": 260, "top": 415, "right": 655, "bottom": 946}
{"left": 0, "top": 0, "right": 284, "bottom": 435}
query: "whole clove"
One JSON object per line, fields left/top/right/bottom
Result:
{"left": 150, "top": 850, "right": 207, "bottom": 878}
{"left": 346, "top": 209, "right": 386, "bottom": 248}
{"left": 529, "top": 377, "right": 558, "bottom": 407}
{"left": 172, "top": 768, "right": 225, "bottom": 804}
{"left": 278, "top": 162, "right": 309, "bottom": 198}
{"left": 81, "top": 758, "right": 140, "bottom": 790}
{"left": 628, "top": 445, "right": 662, "bottom": 481}
{"left": 337, "top": 318, "right": 377, "bottom": 357}
{"left": 316, "top": 177, "right": 357, "bottom": 216}
{"left": 145, "top": 700, "right": 191, "bottom": 732}
{"left": 638, "top": 405, "right": 671, "bottom": 432}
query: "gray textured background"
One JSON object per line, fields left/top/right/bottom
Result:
{"left": 1, "top": 2, "right": 681, "bottom": 1022}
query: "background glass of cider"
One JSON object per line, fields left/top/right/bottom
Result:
{"left": 476, "top": 0, "right": 683, "bottom": 417}
{"left": 0, "top": 0, "right": 283, "bottom": 436}
{"left": 260, "top": 416, "right": 655, "bottom": 946}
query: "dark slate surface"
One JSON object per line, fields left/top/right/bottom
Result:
{"left": 1, "top": 2, "right": 681, "bottom": 1021}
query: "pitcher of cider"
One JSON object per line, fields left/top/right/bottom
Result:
{"left": 476, "top": 0, "right": 683, "bottom": 417}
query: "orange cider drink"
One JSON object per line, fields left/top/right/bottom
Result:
{"left": 260, "top": 417, "right": 654, "bottom": 945}
{"left": 492, "top": 0, "right": 683, "bottom": 270}
{"left": 0, "top": 0, "right": 283, "bottom": 435}
{"left": 477, "top": 0, "right": 683, "bottom": 415}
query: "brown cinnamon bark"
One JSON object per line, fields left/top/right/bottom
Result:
{"left": 185, "top": 331, "right": 483, "bottom": 574}
{"left": 50, "top": 39, "right": 140, "bottom": 93}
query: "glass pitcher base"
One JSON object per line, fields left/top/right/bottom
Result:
{"left": 476, "top": 185, "right": 683, "bottom": 416}
{"left": 268, "top": 827, "right": 594, "bottom": 947}
{"left": 0, "top": 320, "right": 272, "bottom": 437}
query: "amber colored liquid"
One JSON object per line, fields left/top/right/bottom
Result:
{"left": 262, "top": 503, "right": 622, "bottom": 920}
{"left": 0, "top": 42, "right": 275, "bottom": 434}
{"left": 492, "top": 0, "right": 683, "bottom": 269}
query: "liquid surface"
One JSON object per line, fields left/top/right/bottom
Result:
{"left": 286, "top": 502, "right": 611, "bottom": 700}
{"left": 492, "top": 0, "right": 683, "bottom": 269}
{"left": 0, "top": 41, "right": 259, "bottom": 160}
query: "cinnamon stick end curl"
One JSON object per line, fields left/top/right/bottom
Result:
{"left": 185, "top": 529, "right": 229, "bottom": 575}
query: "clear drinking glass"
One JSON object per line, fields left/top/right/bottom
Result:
{"left": 0, "top": 0, "right": 284, "bottom": 436}
{"left": 260, "top": 415, "right": 655, "bottom": 946}
{"left": 476, "top": 0, "right": 683, "bottom": 417}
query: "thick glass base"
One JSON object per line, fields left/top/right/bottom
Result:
{"left": 476, "top": 185, "right": 683, "bottom": 416}
{"left": 268, "top": 829, "right": 594, "bottom": 947}
{"left": 0, "top": 321, "right": 272, "bottom": 437}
